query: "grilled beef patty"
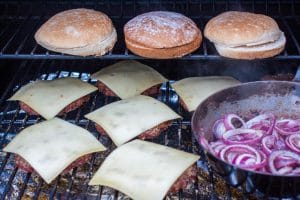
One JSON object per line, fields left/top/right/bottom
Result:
{"left": 95, "top": 120, "right": 172, "bottom": 140}
{"left": 96, "top": 81, "right": 161, "bottom": 97}
{"left": 20, "top": 94, "right": 90, "bottom": 116}
{"left": 169, "top": 164, "right": 197, "bottom": 193}
{"left": 15, "top": 154, "right": 92, "bottom": 173}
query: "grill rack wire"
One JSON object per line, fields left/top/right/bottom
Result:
{"left": 0, "top": 0, "right": 300, "bottom": 60}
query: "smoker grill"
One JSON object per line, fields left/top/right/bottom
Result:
{"left": 0, "top": 1, "right": 300, "bottom": 200}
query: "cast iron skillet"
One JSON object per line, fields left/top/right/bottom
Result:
{"left": 192, "top": 68, "right": 300, "bottom": 198}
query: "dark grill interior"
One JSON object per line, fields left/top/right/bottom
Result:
{"left": 0, "top": 1, "right": 300, "bottom": 200}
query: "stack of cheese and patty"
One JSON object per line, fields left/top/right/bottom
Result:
{"left": 9, "top": 77, "right": 97, "bottom": 119}
{"left": 91, "top": 60, "right": 167, "bottom": 99}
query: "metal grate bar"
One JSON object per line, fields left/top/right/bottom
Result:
{"left": 15, "top": 16, "right": 44, "bottom": 54}
{"left": 16, "top": 172, "right": 31, "bottom": 200}
{"left": 0, "top": 154, "right": 10, "bottom": 175}
{"left": 0, "top": 167, "right": 18, "bottom": 200}
{"left": 32, "top": 179, "right": 44, "bottom": 200}
{"left": 0, "top": 16, "right": 31, "bottom": 54}
{"left": 281, "top": 18, "right": 300, "bottom": 54}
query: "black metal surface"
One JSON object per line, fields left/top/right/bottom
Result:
{"left": 0, "top": 0, "right": 300, "bottom": 60}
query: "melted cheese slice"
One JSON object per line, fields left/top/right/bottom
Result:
{"left": 89, "top": 140, "right": 199, "bottom": 200}
{"left": 8, "top": 77, "right": 97, "bottom": 119}
{"left": 171, "top": 76, "right": 240, "bottom": 112}
{"left": 91, "top": 60, "right": 167, "bottom": 99}
{"left": 3, "top": 118, "right": 106, "bottom": 184}
{"left": 85, "top": 95, "right": 181, "bottom": 146}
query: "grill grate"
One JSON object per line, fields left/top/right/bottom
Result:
{"left": 0, "top": 60, "right": 290, "bottom": 200}
{"left": 0, "top": 61, "right": 270, "bottom": 199}
{"left": 0, "top": 0, "right": 300, "bottom": 60}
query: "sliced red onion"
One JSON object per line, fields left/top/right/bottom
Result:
{"left": 210, "top": 141, "right": 226, "bottom": 156}
{"left": 219, "top": 144, "right": 264, "bottom": 169}
{"left": 223, "top": 114, "right": 246, "bottom": 130}
{"left": 246, "top": 113, "right": 276, "bottom": 135}
{"left": 275, "top": 119, "right": 300, "bottom": 135}
{"left": 293, "top": 167, "right": 300, "bottom": 174}
{"left": 261, "top": 135, "right": 276, "bottom": 155}
{"left": 207, "top": 114, "right": 300, "bottom": 175}
{"left": 212, "top": 119, "right": 226, "bottom": 139}
{"left": 274, "top": 156, "right": 298, "bottom": 169}
{"left": 268, "top": 150, "right": 300, "bottom": 175}
{"left": 222, "top": 129, "right": 263, "bottom": 145}
{"left": 277, "top": 166, "right": 293, "bottom": 174}
{"left": 285, "top": 133, "right": 300, "bottom": 153}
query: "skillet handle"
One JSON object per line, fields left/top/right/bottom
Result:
{"left": 293, "top": 66, "right": 300, "bottom": 82}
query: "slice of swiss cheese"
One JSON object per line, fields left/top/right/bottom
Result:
{"left": 91, "top": 60, "right": 167, "bottom": 99}
{"left": 171, "top": 76, "right": 241, "bottom": 112}
{"left": 8, "top": 77, "right": 97, "bottom": 119}
{"left": 89, "top": 139, "right": 199, "bottom": 200}
{"left": 3, "top": 118, "right": 106, "bottom": 184}
{"left": 85, "top": 95, "right": 181, "bottom": 146}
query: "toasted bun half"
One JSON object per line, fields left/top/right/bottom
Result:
{"left": 215, "top": 32, "right": 286, "bottom": 59}
{"left": 124, "top": 11, "right": 202, "bottom": 58}
{"left": 35, "top": 8, "right": 117, "bottom": 56}
{"left": 204, "top": 11, "right": 285, "bottom": 59}
{"left": 204, "top": 11, "right": 281, "bottom": 47}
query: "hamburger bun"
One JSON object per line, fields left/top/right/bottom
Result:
{"left": 35, "top": 8, "right": 117, "bottom": 56}
{"left": 124, "top": 11, "right": 202, "bottom": 59}
{"left": 204, "top": 11, "right": 285, "bottom": 59}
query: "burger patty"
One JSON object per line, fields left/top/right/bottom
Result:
{"left": 179, "top": 98, "right": 189, "bottom": 111}
{"left": 95, "top": 120, "right": 172, "bottom": 140}
{"left": 15, "top": 154, "right": 92, "bottom": 173}
{"left": 96, "top": 81, "right": 161, "bottom": 97}
{"left": 20, "top": 94, "right": 90, "bottom": 116}
{"left": 168, "top": 164, "right": 198, "bottom": 194}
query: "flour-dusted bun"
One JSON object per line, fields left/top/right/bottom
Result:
{"left": 124, "top": 11, "right": 202, "bottom": 59}
{"left": 204, "top": 11, "right": 285, "bottom": 59}
{"left": 35, "top": 8, "right": 117, "bottom": 56}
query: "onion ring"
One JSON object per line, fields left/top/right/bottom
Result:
{"left": 268, "top": 150, "right": 300, "bottom": 175}
{"left": 275, "top": 119, "right": 300, "bottom": 135}
{"left": 223, "top": 114, "right": 246, "bottom": 130}
{"left": 285, "top": 133, "right": 300, "bottom": 153}
{"left": 222, "top": 129, "right": 263, "bottom": 145}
